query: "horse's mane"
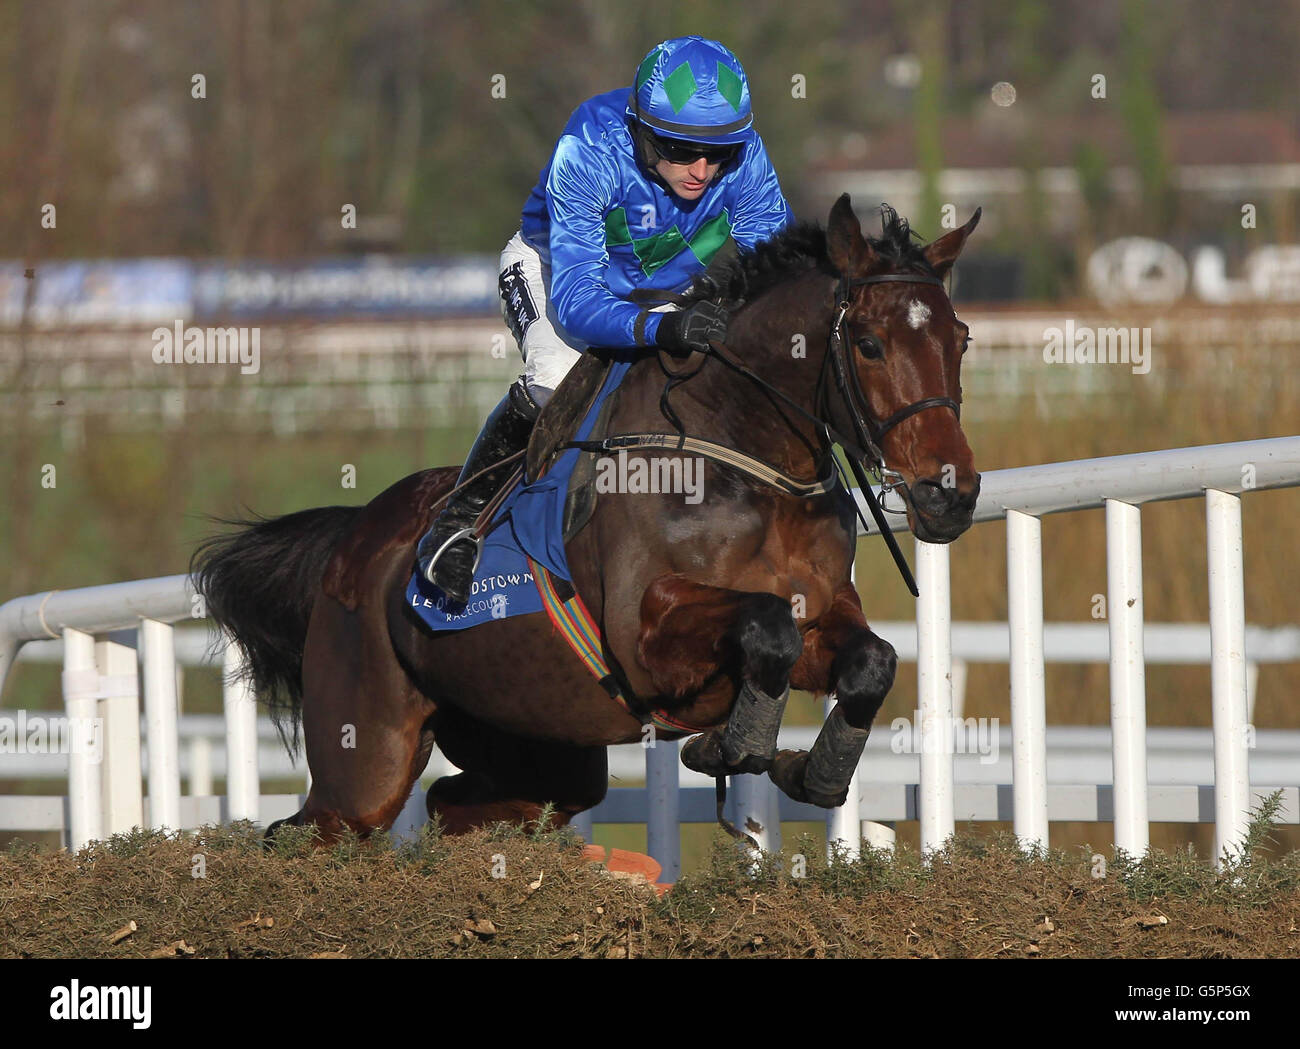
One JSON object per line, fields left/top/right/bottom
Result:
{"left": 685, "top": 204, "right": 936, "bottom": 308}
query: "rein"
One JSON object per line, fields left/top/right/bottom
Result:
{"left": 608, "top": 269, "right": 963, "bottom": 597}
{"left": 563, "top": 432, "right": 838, "bottom": 498}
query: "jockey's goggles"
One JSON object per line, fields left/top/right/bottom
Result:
{"left": 646, "top": 132, "right": 739, "bottom": 166}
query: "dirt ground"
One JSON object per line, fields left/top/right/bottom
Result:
{"left": 3, "top": 812, "right": 1299, "bottom": 959}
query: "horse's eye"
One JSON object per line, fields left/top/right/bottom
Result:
{"left": 856, "top": 335, "right": 884, "bottom": 359}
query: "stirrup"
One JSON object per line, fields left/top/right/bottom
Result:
{"left": 422, "top": 527, "right": 483, "bottom": 586}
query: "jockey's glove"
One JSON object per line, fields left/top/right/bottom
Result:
{"left": 655, "top": 300, "right": 728, "bottom": 355}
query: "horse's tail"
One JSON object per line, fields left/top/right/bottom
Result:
{"left": 190, "top": 505, "right": 361, "bottom": 751}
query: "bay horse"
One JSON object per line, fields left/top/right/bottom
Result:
{"left": 193, "top": 195, "right": 981, "bottom": 844}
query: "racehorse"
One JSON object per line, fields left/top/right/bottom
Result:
{"left": 193, "top": 195, "right": 981, "bottom": 844}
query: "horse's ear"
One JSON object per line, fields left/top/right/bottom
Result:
{"left": 827, "top": 193, "right": 873, "bottom": 275}
{"left": 922, "top": 207, "right": 982, "bottom": 278}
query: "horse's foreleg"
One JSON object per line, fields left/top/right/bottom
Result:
{"left": 772, "top": 583, "right": 897, "bottom": 807}
{"left": 638, "top": 574, "right": 802, "bottom": 774}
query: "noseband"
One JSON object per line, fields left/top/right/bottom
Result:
{"left": 822, "top": 271, "right": 962, "bottom": 472}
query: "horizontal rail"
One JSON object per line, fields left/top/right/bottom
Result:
{"left": 869, "top": 621, "right": 1300, "bottom": 664}
{"left": 856, "top": 436, "right": 1300, "bottom": 534}
{"left": 3, "top": 435, "right": 1299, "bottom": 863}
{"left": 12, "top": 620, "right": 1298, "bottom": 671}
{"left": 0, "top": 575, "right": 197, "bottom": 693}
{"left": 7, "top": 717, "right": 1300, "bottom": 789}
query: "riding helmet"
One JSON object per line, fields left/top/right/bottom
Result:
{"left": 626, "top": 36, "right": 755, "bottom": 155}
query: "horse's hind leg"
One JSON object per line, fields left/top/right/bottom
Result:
{"left": 268, "top": 592, "right": 437, "bottom": 843}
{"left": 426, "top": 705, "right": 607, "bottom": 835}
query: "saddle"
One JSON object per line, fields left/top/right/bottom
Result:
{"left": 526, "top": 350, "right": 614, "bottom": 483}
{"left": 529, "top": 350, "right": 619, "bottom": 539}
{"left": 472, "top": 350, "right": 617, "bottom": 544}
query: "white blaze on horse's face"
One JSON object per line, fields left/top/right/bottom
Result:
{"left": 906, "top": 299, "right": 931, "bottom": 330}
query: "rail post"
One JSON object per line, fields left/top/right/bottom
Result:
{"left": 1206, "top": 489, "right": 1251, "bottom": 864}
{"left": 916, "top": 539, "right": 955, "bottom": 853}
{"left": 62, "top": 628, "right": 102, "bottom": 851}
{"left": 646, "top": 736, "right": 681, "bottom": 882}
{"left": 140, "top": 618, "right": 182, "bottom": 831}
{"left": 222, "top": 639, "right": 260, "bottom": 822}
{"left": 1007, "top": 510, "right": 1049, "bottom": 850}
{"left": 1106, "top": 499, "right": 1149, "bottom": 856}
{"left": 97, "top": 637, "right": 143, "bottom": 835}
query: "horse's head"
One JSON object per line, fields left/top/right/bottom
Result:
{"left": 824, "top": 194, "right": 981, "bottom": 544}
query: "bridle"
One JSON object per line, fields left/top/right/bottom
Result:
{"left": 810, "top": 268, "right": 965, "bottom": 594}
{"left": 819, "top": 270, "right": 962, "bottom": 474}
{"left": 617, "top": 267, "right": 966, "bottom": 595}
{"left": 637, "top": 269, "right": 962, "bottom": 470}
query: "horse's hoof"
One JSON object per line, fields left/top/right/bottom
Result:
{"left": 769, "top": 749, "right": 848, "bottom": 807}
{"left": 262, "top": 816, "right": 292, "bottom": 850}
{"left": 768, "top": 749, "right": 811, "bottom": 802}
{"left": 680, "top": 732, "right": 729, "bottom": 776}
{"left": 805, "top": 786, "right": 850, "bottom": 808}
{"left": 681, "top": 731, "right": 773, "bottom": 776}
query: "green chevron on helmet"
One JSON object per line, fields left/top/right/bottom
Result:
{"left": 626, "top": 36, "right": 755, "bottom": 147}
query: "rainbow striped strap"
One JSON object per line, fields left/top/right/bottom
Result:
{"left": 528, "top": 557, "right": 706, "bottom": 734}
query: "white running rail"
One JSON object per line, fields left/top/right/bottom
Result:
{"left": 849, "top": 434, "right": 1300, "bottom": 861}
{"left": 1, "top": 436, "right": 1298, "bottom": 874}
{"left": 0, "top": 576, "right": 259, "bottom": 850}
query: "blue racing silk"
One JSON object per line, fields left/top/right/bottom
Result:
{"left": 519, "top": 89, "right": 793, "bottom": 348}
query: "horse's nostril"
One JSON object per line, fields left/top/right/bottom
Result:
{"left": 911, "top": 477, "right": 979, "bottom": 518}
{"left": 911, "top": 480, "right": 951, "bottom": 516}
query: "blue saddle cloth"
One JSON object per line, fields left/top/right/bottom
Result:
{"left": 407, "top": 353, "right": 634, "bottom": 632}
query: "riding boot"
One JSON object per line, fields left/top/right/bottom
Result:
{"left": 416, "top": 379, "right": 540, "bottom": 604}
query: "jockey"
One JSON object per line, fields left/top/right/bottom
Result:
{"left": 418, "top": 35, "right": 795, "bottom": 604}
